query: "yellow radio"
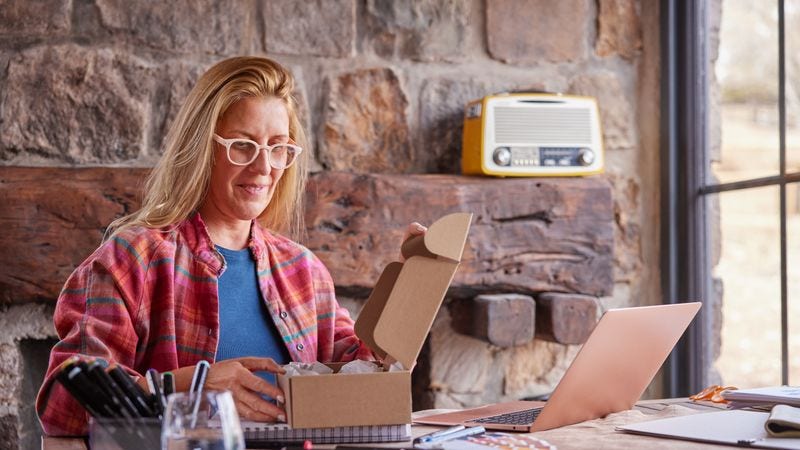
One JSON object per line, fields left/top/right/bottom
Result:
{"left": 461, "top": 93, "right": 604, "bottom": 177}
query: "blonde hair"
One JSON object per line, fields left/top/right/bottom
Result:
{"left": 106, "top": 56, "right": 308, "bottom": 240}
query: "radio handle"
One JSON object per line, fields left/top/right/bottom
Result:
{"left": 497, "top": 89, "right": 559, "bottom": 96}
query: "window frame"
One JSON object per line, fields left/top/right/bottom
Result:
{"left": 661, "top": 0, "right": 792, "bottom": 395}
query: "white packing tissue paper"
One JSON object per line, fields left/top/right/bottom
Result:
{"left": 338, "top": 360, "right": 381, "bottom": 374}
{"left": 282, "top": 362, "right": 334, "bottom": 376}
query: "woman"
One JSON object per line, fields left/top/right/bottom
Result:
{"left": 36, "top": 56, "right": 425, "bottom": 436}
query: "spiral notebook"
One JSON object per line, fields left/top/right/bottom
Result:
{"left": 239, "top": 421, "right": 412, "bottom": 445}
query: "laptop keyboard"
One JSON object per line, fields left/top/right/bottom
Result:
{"left": 472, "top": 407, "right": 543, "bottom": 425}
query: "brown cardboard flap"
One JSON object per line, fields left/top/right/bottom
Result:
{"left": 373, "top": 256, "right": 460, "bottom": 369}
{"left": 355, "top": 212, "right": 472, "bottom": 368}
{"left": 353, "top": 262, "right": 403, "bottom": 361}
{"left": 401, "top": 212, "right": 472, "bottom": 262}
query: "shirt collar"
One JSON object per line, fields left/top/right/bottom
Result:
{"left": 181, "top": 212, "right": 269, "bottom": 274}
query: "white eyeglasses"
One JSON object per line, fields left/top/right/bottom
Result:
{"left": 213, "top": 134, "right": 303, "bottom": 169}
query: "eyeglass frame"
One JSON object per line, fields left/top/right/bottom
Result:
{"left": 212, "top": 133, "right": 303, "bottom": 169}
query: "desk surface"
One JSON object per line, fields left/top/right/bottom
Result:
{"left": 41, "top": 398, "right": 729, "bottom": 450}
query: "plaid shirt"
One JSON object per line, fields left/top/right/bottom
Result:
{"left": 36, "top": 212, "right": 373, "bottom": 436}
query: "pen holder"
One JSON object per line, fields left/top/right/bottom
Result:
{"left": 162, "top": 390, "right": 245, "bottom": 450}
{"left": 89, "top": 417, "right": 161, "bottom": 450}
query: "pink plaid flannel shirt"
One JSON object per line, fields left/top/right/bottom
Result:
{"left": 36, "top": 212, "right": 373, "bottom": 435}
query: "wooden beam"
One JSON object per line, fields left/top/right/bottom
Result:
{"left": 305, "top": 171, "right": 614, "bottom": 297}
{"left": 0, "top": 167, "right": 147, "bottom": 304}
{"left": 534, "top": 292, "right": 599, "bottom": 344}
{"left": 0, "top": 168, "right": 614, "bottom": 304}
{"left": 450, "top": 294, "right": 536, "bottom": 348}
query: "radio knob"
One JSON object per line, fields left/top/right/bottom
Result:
{"left": 493, "top": 147, "right": 512, "bottom": 166}
{"left": 578, "top": 148, "right": 595, "bottom": 166}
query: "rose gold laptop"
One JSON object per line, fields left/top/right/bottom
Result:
{"left": 414, "top": 302, "right": 701, "bottom": 432}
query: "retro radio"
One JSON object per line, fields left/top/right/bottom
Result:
{"left": 461, "top": 93, "right": 604, "bottom": 177}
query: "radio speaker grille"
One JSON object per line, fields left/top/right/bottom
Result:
{"left": 494, "top": 106, "right": 593, "bottom": 144}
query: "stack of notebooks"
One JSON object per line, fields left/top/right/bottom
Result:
{"left": 619, "top": 386, "right": 800, "bottom": 449}
{"left": 239, "top": 422, "right": 411, "bottom": 445}
{"left": 723, "top": 386, "right": 800, "bottom": 409}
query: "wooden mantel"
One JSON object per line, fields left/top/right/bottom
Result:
{"left": 0, "top": 167, "right": 614, "bottom": 306}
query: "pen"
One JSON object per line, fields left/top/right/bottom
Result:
{"left": 145, "top": 368, "right": 165, "bottom": 417}
{"left": 413, "top": 425, "right": 466, "bottom": 444}
{"left": 189, "top": 360, "right": 210, "bottom": 428}
{"left": 423, "top": 426, "right": 485, "bottom": 444}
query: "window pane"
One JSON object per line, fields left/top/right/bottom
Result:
{"left": 713, "top": 0, "right": 779, "bottom": 183}
{"left": 789, "top": 183, "right": 800, "bottom": 384}
{"left": 789, "top": 0, "right": 800, "bottom": 387}
{"left": 713, "top": 186, "right": 782, "bottom": 387}
{"left": 788, "top": 1, "right": 800, "bottom": 172}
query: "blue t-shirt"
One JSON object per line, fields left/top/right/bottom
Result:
{"left": 215, "top": 245, "right": 290, "bottom": 386}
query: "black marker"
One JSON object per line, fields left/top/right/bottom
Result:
{"left": 88, "top": 362, "right": 141, "bottom": 418}
{"left": 55, "top": 363, "right": 103, "bottom": 418}
{"left": 162, "top": 372, "right": 175, "bottom": 397}
{"left": 108, "top": 365, "right": 156, "bottom": 418}
{"left": 66, "top": 365, "right": 117, "bottom": 417}
{"left": 85, "top": 360, "right": 130, "bottom": 419}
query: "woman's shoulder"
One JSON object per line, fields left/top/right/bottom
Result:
{"left": 258, "top": 226, "right": 323, "bottom": 266}
{"left": 90, "top": 225, "right": 178, "bottom": 268}
{"left": 260, "top": 228, "right": 311, "bottom": 255}
{"left": 255, "top": 225, "right": 335, "bottom": 289}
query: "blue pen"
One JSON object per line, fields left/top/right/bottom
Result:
{"left": 414, "top": 425, "right": 466, "bottom": 444}
{"left": 424, "top": 426, "right": 485, "bottom": 444}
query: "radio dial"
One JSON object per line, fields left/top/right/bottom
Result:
{"left": 493, "top": 147, "right": 512, "bottom": 166}
{"left": 578, "top": 148, "right": 595, "bottom": 166}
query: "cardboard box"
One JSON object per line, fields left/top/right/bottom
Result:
{"left": 277, "top": 212, "right": 473, "bottom": 428}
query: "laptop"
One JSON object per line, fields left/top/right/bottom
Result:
{"left": 414, "top": 302, "right": 701, "bottom": 432}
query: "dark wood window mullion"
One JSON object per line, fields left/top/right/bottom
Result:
{"left": 778, "top": 0, "right": 788, "bottom": 386}
{"left": 661, "top": 0, "right": 710, "bottom": 396}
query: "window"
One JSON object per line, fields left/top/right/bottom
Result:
{"left": 662, "top": 0, "right": 799, "bottom": 395}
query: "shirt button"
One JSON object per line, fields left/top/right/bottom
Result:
{"left": 296, "top": 343, "right": 304, "bottom": 351}
{"left": 280, "top": 311, "right": 288, "bottom": 319}
{"left": 207, "top": 329, "right": 212, "bottom": 336}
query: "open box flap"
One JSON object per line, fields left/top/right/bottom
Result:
{"left": 400, "top": 212, "right": 471, "bottom": 262}
{"left": 352, "top": 262, "right": 402, "bottom": 361}
{"left": 354, "top": 212, "right": 473, "bottom": 369}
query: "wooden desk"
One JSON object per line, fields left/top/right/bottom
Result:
{"left": 41, "top": 399, "right": 729, "bottom": 450}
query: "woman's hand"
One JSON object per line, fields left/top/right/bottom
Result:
{"left": 203, "top": 357, "right": 287, "bottom": 422}
{"left": 399, "top": 222, "right": 427, "bottom": 262}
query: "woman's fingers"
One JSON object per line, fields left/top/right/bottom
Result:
{"left": 204, "top": 359, "right": 287, "bottom": 422}
{"left": 403, "top": 222, "right": 427, "bottom": 242}
{"left": 237, "top": 357, "right": 285, "bottom": 374}
{"left": 239, "top": 370, "right": 285, "bottom": 401}
{"left": 233, "top": 385, "right": 285, "bottom": 421}
{"left": 235, "top": 396, "right": 282, "bottom": 422}
{"left": 399, "top": 221, "right": 427, "bottom": 261}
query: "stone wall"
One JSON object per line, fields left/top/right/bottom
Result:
{"left": 0, "top": 0, "right": 659, "bottom": 447}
